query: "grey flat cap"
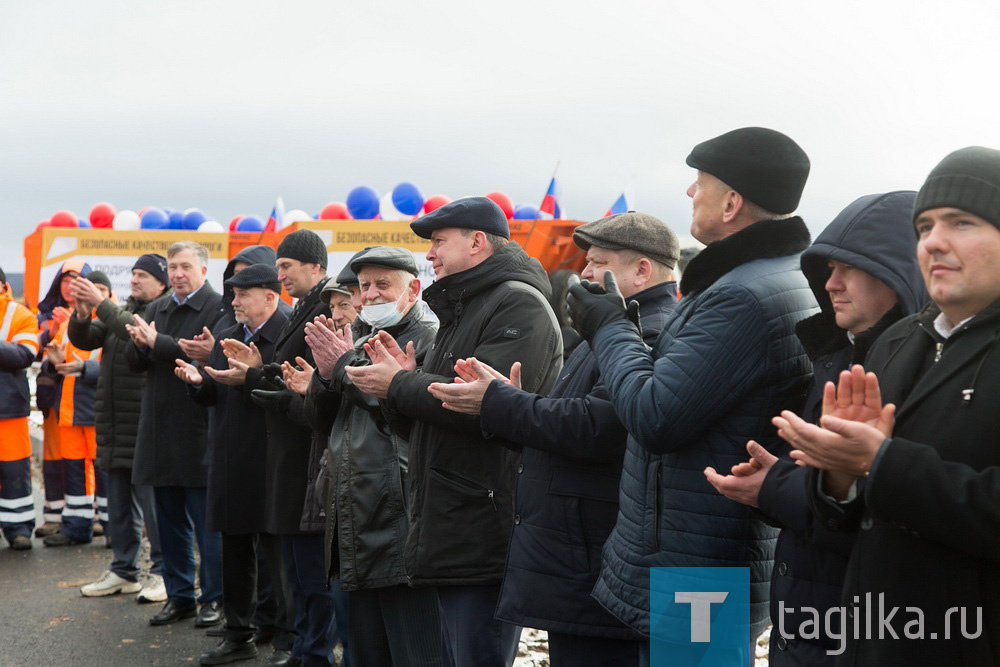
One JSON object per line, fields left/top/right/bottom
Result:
{"left": 573, "top": 212, "right": 680, "bottom": 269}
{"left": 349, "top": 246, "right": 418, "bottom": 276}
{"left": 321, "top": 281, "right": 353, "bottom": 305}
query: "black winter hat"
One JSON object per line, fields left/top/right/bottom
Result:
{"left": 276, "top": 229, "right": 328, "bottom": 269}
{"left": 573, "top": 212, "right": 680, "bottom": 269}
{"left": 132, "top": 253, "right": 169, "bottom": 287}
{"left": 349, "top": 246, "right": 418, "bottom": 276}
{"left": 686, "top": 127, "right": 810, "bottom": 215}
{"left": 86, "top": 270, "right": 112, "bottom": 291}
{"left": 224, "top": 263, "right": 281, "bottom": 293}
{"left": 913, "top": 146, "right": 1000, "bottom": 231}
{"left": 335, "top": 250, "right": 365, "bottom": 287}
{"left": 410, "top": 196, "right": 510, "bottom": 240}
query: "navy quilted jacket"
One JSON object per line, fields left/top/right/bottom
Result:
{"left": 588, "top": 217, "right": 818, "bottom": 639}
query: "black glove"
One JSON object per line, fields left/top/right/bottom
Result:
{"left": 251, "top": 388, "right": 294, "bottom": 412}
{"left": 626, "top": 299, "right": 641, "bottom": 332}
{"left": 261, "top": 362, "right": 286, "bottom": 390}
{"left": 566, "top": 272, "right": 631, "bottom": 343}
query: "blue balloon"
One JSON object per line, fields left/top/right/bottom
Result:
{"left": 78, "top": 218, "right": 92, "bottom": 228}
{"left": 513, "top": 204, "right": 541, "bottom": 220}
{"left": 168, "top": 210, "right": 185, "bottom": 229}
{"left": 140, "top": 208, "right": 170, "bottom": 229}
{"left": 236, "top": 215, "right": 265, "bottom": 232}
{"left": 347, "top": 186, "right": 380, "bottom": 220}
{"left": 182, "top": 209, "right": 208, "bottom": 230}
{"left": 391, "top": 182, "right": 424, "bottom": 216}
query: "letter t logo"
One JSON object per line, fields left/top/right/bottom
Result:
{"left": 675, "top": 591, "right": 729, "bottom": 642}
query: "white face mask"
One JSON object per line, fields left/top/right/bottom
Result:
{"left": 358, "top": 296, "right": 405, "bottom": 329}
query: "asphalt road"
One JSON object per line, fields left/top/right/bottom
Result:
{"left": 0, "top": 430, "right": 279, "bottom": 667}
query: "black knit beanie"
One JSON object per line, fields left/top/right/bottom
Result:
{"left": 276, "top": 230, "right": 328, "bottom": 269}
{"left": 132, "top": 253, "right": 169, "bottom": 287}
{"left": 86, "top": 270, "right": 112, "bottom": 291}
{"left": 913, "top": 146, "right": 1000, "bottom": 231}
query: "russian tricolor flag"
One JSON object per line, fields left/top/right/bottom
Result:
{"left": 604, "top": 186, "right": 635, "bottom": 217}
{"left": 265, "top": 195, "right": 286, "bottom": 232}
{"left": 539, "top": 167, "right": 563, "bottom": 219}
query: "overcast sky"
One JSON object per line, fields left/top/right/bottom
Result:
{"left": 3, "top": 0, "right": 999, "bottom": 272}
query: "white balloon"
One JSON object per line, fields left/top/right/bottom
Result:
{"left": 112, "top": 209, "right": 140, "bottom": 231}
{"left": 379, "top": 192, "right": 411, "bottom": 221}
{"left": 197, "top": 220, "right": 226, "bottom": 233}
{"left": 282, "top": 209, "right": 313, "bottom": 227}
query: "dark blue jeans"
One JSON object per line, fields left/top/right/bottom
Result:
{"left": 153, "top": 485, "right": 222, "bottom": 604}
{"left": 108, "top": 469, "right": 162, "bottom": 580}
{"left": 281, "top": 533, "right": 337, "bottom": 667}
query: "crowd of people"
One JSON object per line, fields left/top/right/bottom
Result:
{"left": 0, "top": 126, "right": 998, "bottom": 667}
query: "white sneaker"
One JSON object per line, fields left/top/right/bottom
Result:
{"left": 136, "top": 574, "right": 167, "bottom": 603}
{"left": 80, "top": 571, "right": 143, "bottom": 597}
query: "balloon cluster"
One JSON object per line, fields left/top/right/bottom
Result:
{"left": 33, "top": 185, "right": 542, "bottom": 235}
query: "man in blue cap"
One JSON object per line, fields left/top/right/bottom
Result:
{"left": 347, "top": 197, "right": 563, "bottom": 667}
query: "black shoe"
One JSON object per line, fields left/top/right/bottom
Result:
{"left": 149, "top": 599, "right": 197, "bottom": 625}
{"left": 205, "top": 623, "right": 226, "bottom": 637}
{"left": 199, "top": 638, "right": 257, "bottom": 665}
{"left": 195, "top": 601, "right": 224, "bottom": 627}
{"left": 254, "top": 627, "right": 276, "bottom": 645}
{"left": 267, "top": 649, "right": 295, "bottom": 666}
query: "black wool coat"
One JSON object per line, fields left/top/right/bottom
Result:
{"left": 483, "top": 280, "right": 677, "bottom": 639}
{"left": 811, "top": 299, "right": 1000, "bottom": 666}
{"left": 244, "top": 277, "right": 331, "bottom": 535}
{"left": 190, "top": 309, "right": 287, "bottom": 534}
{"left": 126, "top": 284, "right": 223, "bottom": 487}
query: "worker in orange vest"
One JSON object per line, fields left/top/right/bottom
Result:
{"left": 0, "top": 267, "right": 40, "bottom": 550}
{"left": 41, "top": 270, "right": 109, "bottom": 547}
{"left": 35, "top": 259, "right": 93, "bottom": 536}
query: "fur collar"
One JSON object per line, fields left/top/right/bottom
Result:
{"left": 680, "top": 217, "right": 811, "bottom": 297}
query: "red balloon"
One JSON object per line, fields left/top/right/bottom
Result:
{"left": 485, "top": 191, "right": 514, "bottom": 220}
{"left": 36, "top": 219, "right": 51, "bottom": 231}
{"left": 229, "top": 215, "right": 245, "bottom": 232}
{"left": 50, "top": 210, "right": 79, "bottom": 227}
{"left": 423, "top": 195, "right": 452, "bottom": 214}
{"left": 320, "top": 202, "right": 352, "bottom": 219}
{"left": 138, "top": 206, "right": 156, "bottom": 218}
{"left": 89, "top": 202, "right": 117, "bottom": 228}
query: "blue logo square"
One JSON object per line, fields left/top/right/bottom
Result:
{"left": 649, "top": 567, "right": 754, "bottom": 667}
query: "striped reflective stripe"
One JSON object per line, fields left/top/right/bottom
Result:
{"left": 43, "top": 512, "right": 63, "bottom": 522}
{"left": 0, "top": 509, "right": 35, "bottom": 523}
{"left": 65, "top": 494, "right": 93, "bottom": 505}
{"left": 0, "top": 495, "right": 33, "bottom": 508}
{"left": 62, "top": 507, "right": 95, "bottom": 518}
{"left": 11, "top": 332, "right": 38, "bottom": 353}
{"left": 0, "top": 302, "right": 16, "bottom": 341}
{"left": 96, "top": 497, "right": 108, "bottom": 507}
{"left": 98, "top": 512, "right": 109, "bottom": 522}
{"left": 43, "top": 499, "right": 66, "bottom": 509}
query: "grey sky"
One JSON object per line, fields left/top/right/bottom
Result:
{"left": 3, "top": 0, "right": 998, "bottom": 272}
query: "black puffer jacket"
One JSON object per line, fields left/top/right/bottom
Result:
{"left": 484, "top": 280, "right": 677, "bottom": 639}
{"left": 589, "top": 218, "right": 817, "bottom": 639}
{"left": 67, "top": 290, "right": 169, "bottom": 470}
{"left": 758, "top": 191, "right": 928, "bottom": 665}
{"left": 304, "top": 302, "right": 437, "bottom": 590}
{"left": 384, "top": 242, "right": 563, "bottom": 586}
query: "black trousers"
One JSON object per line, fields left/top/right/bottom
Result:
{"left": 348, "top": 584, "right": 442, "bottom": 666}
{"left": 437, "top": 584, "right": 521, "bottom": 667}
{"left": 222, "top": 531, "right": 295, "bottom": 648}
{"left": 547, "top": 631, "right": 642, "bottom": 666}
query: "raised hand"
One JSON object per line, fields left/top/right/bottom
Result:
{"left": 174, "top": 358, "right": 203, "bottom": 386}
{"left": 703, "top": 440, "right": 779, "bottom": 508}
{"left": 283, "top": 357, "right": 314, "bottom": 396}
{"left": 179, "top": 326, "right": 215, "bottom": 364}
{"left": 220, "top": 338, "right": 262, "bottom": 368}
{"left": 427, "top": 357, "right": 512, "bottom": 414}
